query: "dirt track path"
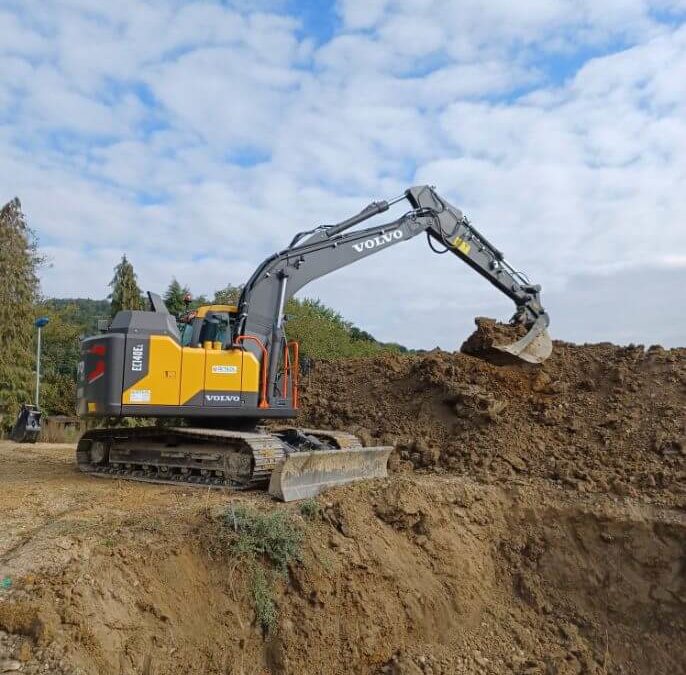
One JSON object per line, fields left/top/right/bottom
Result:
{"left": 0, "top": 442, "right": 235, "bottom": 577}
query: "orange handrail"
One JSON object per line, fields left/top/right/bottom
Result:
{"left": 283, "top": 341, "right": 291, "bottom": 401}
{"left": 233, "top": 335, "right": 269, "bottom": 408}
{"left": 287, "top": 340, "right": 300, "bottom": 408}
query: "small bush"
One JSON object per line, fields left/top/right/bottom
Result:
{"left": 299, "top": 497, "right": 319, "bottom": 520}
{"left": 223, "top": 505, "right": 304, "bottom": 634}
{"left": 225, "top": 505, "right": 303, "bottom": 576}
{"left": 251, "top": 566, "right": 278, "bottom": 633}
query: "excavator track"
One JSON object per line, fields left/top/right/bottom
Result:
{"left": 75, "top": 426, "right": 391, "bottom": 498}
{"left": 76, "top": 427, "right": 287, "bottom": 489}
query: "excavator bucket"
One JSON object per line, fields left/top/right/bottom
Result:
{"left": 493, "top": 316, "right": 553, "bottom": 364}
{"left": 268, "top": 445, "right": 393, "bottom": 502}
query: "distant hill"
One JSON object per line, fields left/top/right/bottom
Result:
{"left": 44, "top": 298, "right": 111, "bottom": 336}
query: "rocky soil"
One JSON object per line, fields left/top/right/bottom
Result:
{"left": 298, "top": 337, "right": 685, "bottom": 508}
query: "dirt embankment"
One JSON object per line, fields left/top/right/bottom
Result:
{"left": 0, "top": 447, "right": 684, "bottom": 675}
{"left": 0, "top": 336, "right": 685, "bottom": 674}
{"left": 298, "top": 339, "right": 686, "bottom": 507}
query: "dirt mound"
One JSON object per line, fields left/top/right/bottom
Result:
{"left": 1, "top": 334, "right": 685, "bottom": 674}
{"left": 297, "top": 340, "right": 686, "bottom": 506}
{"left": 2, "top": 465, "right": 684, "bottom": 675}
{"left": 460, "top": 316, "right": 527, "bottom": 356}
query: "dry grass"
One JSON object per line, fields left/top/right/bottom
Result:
{"left": 39, "top": 418, "right": 84, "bottom": 444}
{"left": 0, "top": 601, "right": 41, "bottom": 637}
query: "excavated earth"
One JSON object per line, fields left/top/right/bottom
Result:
{"left": 0, "top": 331, "right": 684, "bottom": 675}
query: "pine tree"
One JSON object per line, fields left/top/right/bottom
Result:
{"left": 108, "top": 255, "right": 144, "bottom": 317}
{"left": 0, "top": 198, "right": 41, "bottom": 427}
{"left": 164, "top": 277, "right": 190, "bottom": 316}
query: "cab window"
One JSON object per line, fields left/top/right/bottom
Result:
{"left": 180, "top": 323, "right": 194, "bottom": 347}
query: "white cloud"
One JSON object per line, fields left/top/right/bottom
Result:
{"left": 1, "top": 0, "right": 685, "bottom": 349}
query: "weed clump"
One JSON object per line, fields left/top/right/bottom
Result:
{"left": 223, "top": 505, "right": 304, "bottom": 633}
{"left": 299, "top": 497, "right": 320, "bottom": 520}
{"left": 251, "top": 566, "right": 278, "bottom": 633}
{"left": 225, "top": 505, "right": 303, "bottom": 575}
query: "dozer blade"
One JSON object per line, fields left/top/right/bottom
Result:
{"left": 268, "top": 446, "right": 393, "bottom": 502}
{"left": 493, "top": 316, "right": 553, "bottom": 364}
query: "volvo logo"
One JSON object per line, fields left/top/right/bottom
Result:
{"left": 352, "top": 229, "right": 403, "bottom": 253}
{"left": 205, "top": 394, "right": 240, "bottom": 403}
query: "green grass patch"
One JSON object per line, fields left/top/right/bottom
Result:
{"left": 223, "top": 505, "right": 304, "bottom": 633}
{"left": 298, "top": 497, "right": 320, "bottom": 521}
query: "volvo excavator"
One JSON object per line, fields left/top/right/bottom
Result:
{"left": 76, "top": 185, "right": 552, "bottom": 500}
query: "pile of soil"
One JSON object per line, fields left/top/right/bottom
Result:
{"left": 460, "top": 317, "right": 528, "bottom": 355}
{"left": 0, "top": 330, "right": 684, "bottom": 674}
{"left": 298, "top": 335, "right": 685, "bottom": 506}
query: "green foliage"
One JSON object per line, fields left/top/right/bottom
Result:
{"left": 108, "top": 255, "right": 144, "bottom": 317}
{"left": 163, "top": 277, "right": 190, "bottom": 316}
{"left": 298, "top": 497, "right": 320, "bottom": 520}
{"left": 213, "top": 283, "right": 243, "bottom": 305}
{"left": 188, "top": 294, "right": 209, "bottom": 310}
{"left": 284, "top": 297, "right": 405, "bottom": 360}
{"left": 225, "top": 504, "right": 303, "bottom": 575}
{"left": 223, "top": 504, "right": 304, "bottom": 633}
{"left": 0, "top": 198, "right": 41, "bottom": 427}
{"left": 46, "top": 298, "right": 110, "bottom": 336}
{"left": 250, "top": 566, "right": 278, "bottom": 633}
{"left": 36, "top": 302, "right": 84, "bottom": 415}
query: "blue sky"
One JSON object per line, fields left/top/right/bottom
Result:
{"left": 1, "top": 0, "right": 685, "bottom": 348}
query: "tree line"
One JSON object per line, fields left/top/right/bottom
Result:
{"left": 0, "top": 199, "right": 405, "bottom": 427}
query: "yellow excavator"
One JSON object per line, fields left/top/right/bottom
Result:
{"left": 76, "top": 185, "right": 552, "bottom": 500}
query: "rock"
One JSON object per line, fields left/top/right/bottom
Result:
{"left": 0, "top": 660, "right": 22, "bottom": 672}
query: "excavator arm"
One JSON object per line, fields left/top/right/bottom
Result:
{"left": 236, "top": 185, "right": 552, "bottom": 403}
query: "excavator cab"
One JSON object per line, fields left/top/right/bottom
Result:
{"left": 178, "top": 305, "right": 236, "bottom": 348}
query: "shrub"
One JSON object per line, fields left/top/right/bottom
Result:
{"left": 223, "top": 505, "right": 304, "bottom": 633}
{"left": 251, "top": 566, "right": 278, "bottom": 633}
{"left": 225, "top": 505, "right": 303, "bottom": 576}
{"left": 299, "top": 497, "right": 319, "bottom": 520}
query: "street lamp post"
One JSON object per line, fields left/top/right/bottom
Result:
{"left": 34, "top": 317, "right": 49, "bottom": 407}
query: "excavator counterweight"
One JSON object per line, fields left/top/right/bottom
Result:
{"left": 76, "top": 185, "right": 551, "bottom": 500}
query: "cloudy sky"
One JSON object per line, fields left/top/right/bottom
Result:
{"left": 1, "top": 0, "right": 685, "bottom": 349}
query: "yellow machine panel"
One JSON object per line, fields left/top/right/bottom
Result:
{"left": 180, "top": 346, "right": 206, "bottom": 405}
{"left": 205, "top": 348, "right": 243, "bottom": 392}
{"left": 122, "top": 336, "right": 181, "bottom": 405}
{"left": 241, "top": 351, "right": 261, "bottom": 393}
{"left": 195, "top": 304, "right": 238, "bottom": 318}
